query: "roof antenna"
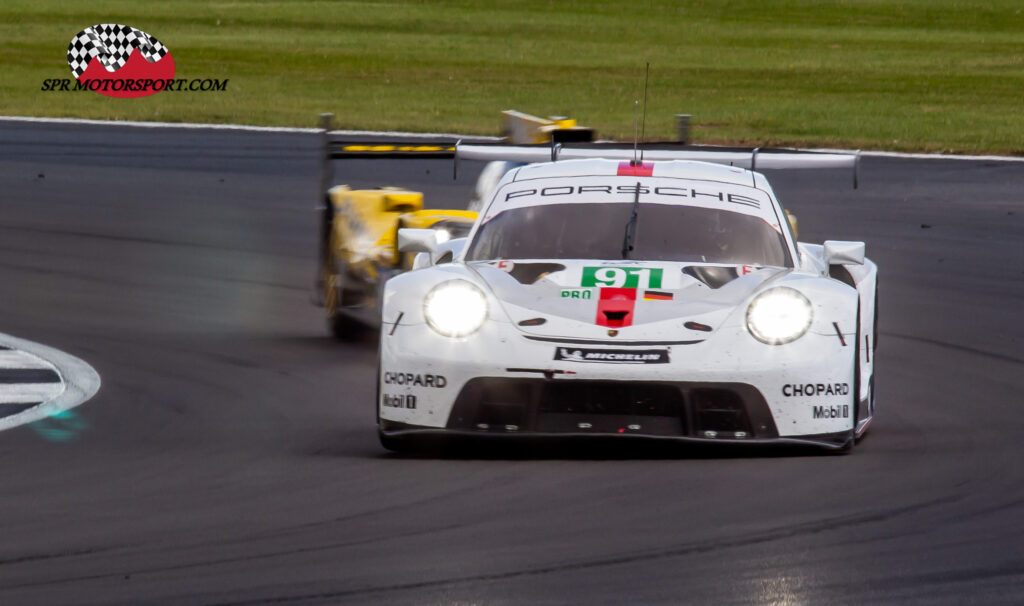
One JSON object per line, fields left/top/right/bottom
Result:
{"left": 631, "top": 100, "right": 640, "bottom": 166}
{"left": 640, "top": 62, "right": 650, "bottom": 164}
{"left": 631, "top": 62, "right": 651, "bottom": 166}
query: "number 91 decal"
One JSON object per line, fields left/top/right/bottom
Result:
{"left": 581, "top": 267, "right": 663, "bottom": 289}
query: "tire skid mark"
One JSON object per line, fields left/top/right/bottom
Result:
{"left": 147, "top": 472, "right": 512, "bottom": 558}
{"left": 0, "top": 223, "right": 309, "bottom": 259}
{"left": 0, "top": 522, "right": 467, "bottom": 592}
{"left": 0, "top": 546, "right": 114, "bottom": 566}
{"left": 201, "top": 492, "right": 967, "bottom": 605}
{"left": 0, "top": 473, "right": 512, "bottom": 590}
{"left": 883, "top": 331, "right": 1024, "bottom": 365}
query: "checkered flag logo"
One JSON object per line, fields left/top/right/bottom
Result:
{"left": 67, "top": 24, "right": 169, "bottom": 79}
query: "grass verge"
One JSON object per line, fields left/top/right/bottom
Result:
{"left": 2, "top": 1, "right": 1023, "bottom": 153}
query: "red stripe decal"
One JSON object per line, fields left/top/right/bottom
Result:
{"left": 595, "top": 287, "right": 636, "bottom": 327}
{"left": 617, "top": 162, "right": 653, "bottom": 176}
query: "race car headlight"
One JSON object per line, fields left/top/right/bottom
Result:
{"left": 746, "top": 287, "right": 813, "bottom": 345}
{"left": 423, "top": 280, "right": 488, "bottom": 337}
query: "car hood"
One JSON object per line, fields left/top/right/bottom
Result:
{"left": 467, "top": 259, "right": 789, "bottom": 342}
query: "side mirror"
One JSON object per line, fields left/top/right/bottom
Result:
{"left": 397, "top": 228, "right": 439, "bottom": 254}
{"left": 823, "top": 240, "right": 865, "bottom": 266}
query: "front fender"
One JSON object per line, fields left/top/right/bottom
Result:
{"left": 381, "top": 264, "right": 511, "bottom": 330}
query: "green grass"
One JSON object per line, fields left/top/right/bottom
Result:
{"left": 2, "top": 1, "right": 1024, "bottom": 153}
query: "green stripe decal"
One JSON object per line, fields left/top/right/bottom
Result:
{"left": 581, "top": 267, "right": 663, "bottom": 289}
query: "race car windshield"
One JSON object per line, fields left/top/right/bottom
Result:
{"left": 465, "top": 202, "right": 792, "bottom": 267}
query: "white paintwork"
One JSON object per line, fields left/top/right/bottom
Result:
{"left": 468, "top": 161, "right": 522, "bottom": 213}
{"left": 433, "top": 238, "right": 468, "bottom": 264}
{"left": 379, "top": 156, "right": 878, "bottom": 445}
{"left": 411, "top": 252, "right": 432, "bottom": 270}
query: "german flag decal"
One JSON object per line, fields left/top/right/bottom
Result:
{"left": 643, "top": 290, "right": 673, "bottom": 301}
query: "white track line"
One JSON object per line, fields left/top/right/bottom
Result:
{"left": 0, "top": 384, "right": 64, "bottom": 404}
{"left": 0, "top": 349, "right": 55, "bottom": 368}
{"left": 1, "top": 115, "right": 1022, "bottom": 162}
{"left": 0, "top": 334, "right": 100, "bottom": 432}
{"left": 0, "top": 115, "right": 318, "bottom": 133}
{"left": 808, "top": 147, "right": 1024, "bottom": 163}
{"left": 0, "top": 349, "right": 62, "bottom": 404}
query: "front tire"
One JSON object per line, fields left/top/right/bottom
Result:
{"left": 840, "top": 305, "right": 863, "bottom": 453}
{"left": 322, "top": 248, "right": 360, "bottom": 340}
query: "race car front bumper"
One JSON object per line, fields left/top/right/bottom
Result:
{"left": 379, "top": 377, "right": 853, "bottom": 449}
{"left": 378, "top": 317, "right": 858, "bottom": 449}
{"left": 445, "top": 377, "right": 775, "bottom": 438}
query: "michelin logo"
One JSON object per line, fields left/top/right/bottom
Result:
{"left": 554, "top": 347, "right": 669, "bottom": 364}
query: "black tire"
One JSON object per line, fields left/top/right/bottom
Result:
{"left": 314, "top": 198, "right": 333, "bottom": 306}
{"left": 873, "top": 281, "right": 879, "bottom": 352}
{"left": 842, "top": 304, "right": 863, "bottom": 452}
{"left": 867, "top": 374, "right": 875, "bottom": 419}
{"left": 872, "top": 286, "right": 878, "bottom": 414}
{"left": 322, "top": 248, "right": 360, "bottom": 340}
{"left": 328, "top": 309, "right": 359, "bottom": 340}
{"left": 375, "top": 356, "right": 381, "bottom": 424}
{"left": 320, "top": 200, "right": 364, "bottom": 340}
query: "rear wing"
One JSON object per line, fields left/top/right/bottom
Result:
{"left": 454, "top": 143, "right": 860, "bottom": 188}
{"left": 317, "top": 124, "right": 859, "bottom": 193}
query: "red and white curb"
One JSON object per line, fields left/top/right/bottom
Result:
{"left": 0, "top": 333, "right": 100, "bottom": 432}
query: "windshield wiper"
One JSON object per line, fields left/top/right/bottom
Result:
{"left": 621, "top": 181, "right": 641, "bottom": 259}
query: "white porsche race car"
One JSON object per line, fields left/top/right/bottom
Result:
{"left": 378, "top": 146, "right": 877, "bottom": 452}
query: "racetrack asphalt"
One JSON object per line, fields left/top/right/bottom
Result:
{"left": 0, "top": 120, "right": 1022, "bottom": 605}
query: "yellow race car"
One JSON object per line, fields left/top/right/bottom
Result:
{"left": 316, "top": 185, "right": 477, "bottom": 338}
